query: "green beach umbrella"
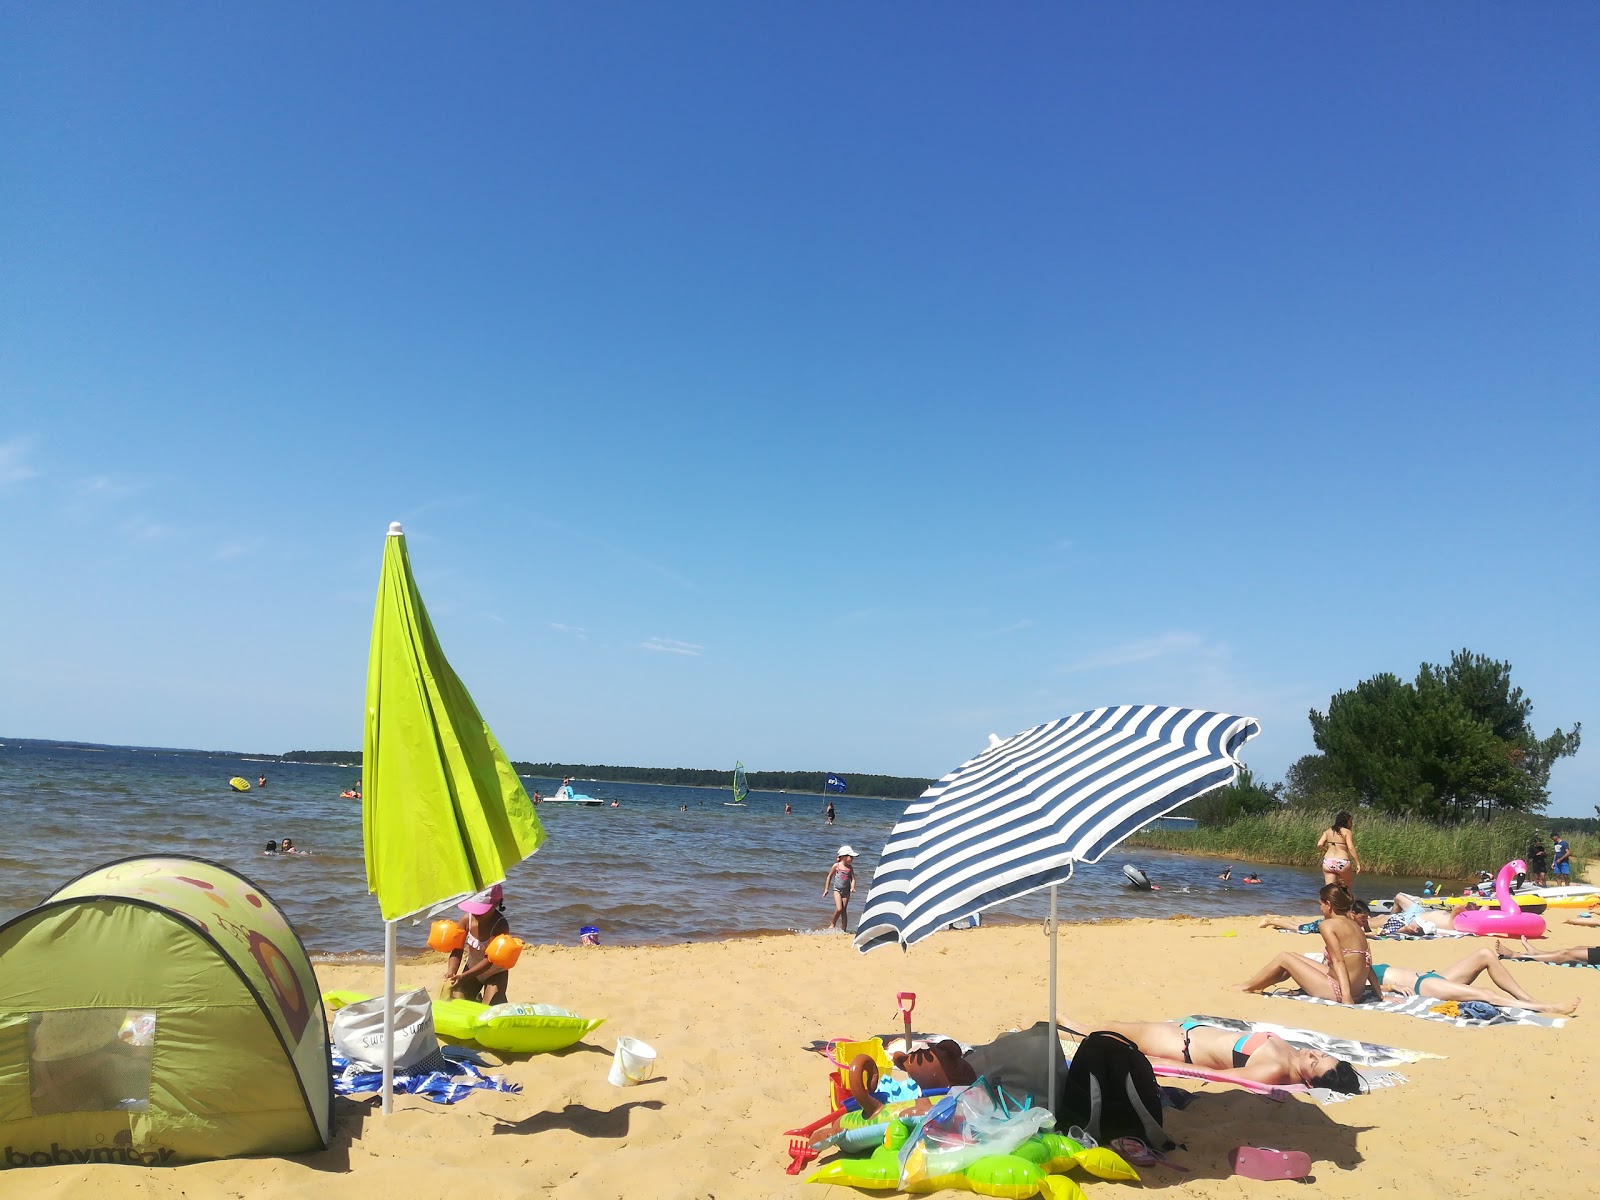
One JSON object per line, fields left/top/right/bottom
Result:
{"left": 363, "top": 521, "right": 545, "bottom": 1109}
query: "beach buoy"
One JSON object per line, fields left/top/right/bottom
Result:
{"left": 428, "top": 920, "right": 466, "bottom": 953}
{"left": 485, "top": 934, "right": 525, "bottom": 969}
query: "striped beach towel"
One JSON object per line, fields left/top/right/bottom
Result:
{"left": 1510, "top": 956, "right": 1600, "bottom": 971}
{"left": 1270, "top": 989, "right": 1565, "bottom": 1028}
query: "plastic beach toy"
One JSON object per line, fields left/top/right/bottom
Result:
{"left": 1454, "top": 861, "right": 1547, "bottom": 939}
{"left": 608, "top": 1036, "right": 656, "bottom": 1086}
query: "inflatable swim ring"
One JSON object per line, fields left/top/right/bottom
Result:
{"left": 1454, "top": 861, "right": 1547, "bottom": 939}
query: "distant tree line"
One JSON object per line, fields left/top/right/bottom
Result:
{"left": 275, "top": 752, "right": 931, "bottom": 800}
{"left": 515, "top": 763, "right": 932, "bottom": 800}
{"left": 1173, "top": 649, "right": 1581, "bottom": 829}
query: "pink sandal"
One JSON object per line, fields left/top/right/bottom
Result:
{"left": 1230, "top": 1146, "right": 1311, "bottom": 1181}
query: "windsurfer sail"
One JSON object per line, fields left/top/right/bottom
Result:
{"left": 726, "top": 761, "right": 749, "bottom": 807}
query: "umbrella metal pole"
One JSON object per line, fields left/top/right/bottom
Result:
{"left": 382, "top": 919, "right": 397, "bottom": 1114}
{"left": 1047, "top": 884, "right": 1058, "bottom": 1116}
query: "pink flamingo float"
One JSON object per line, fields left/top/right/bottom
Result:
{"left": 1454, "top": 859, "right": 1546, "bottom": 938}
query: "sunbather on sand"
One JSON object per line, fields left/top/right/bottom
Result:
{"left": 1242, "top": 943, "right": 1580, "bottom": 1016}
{"left": 1365, "top": 947, "right": 1578, "bottom": 1015}
{"left": 1059, "top": 1013, "right": 1362, "bottom": 1093}
{"left": 1497, "top": 938, "right": 1600, "bottom": 967}
{"left": 1239, "top": 885, "right": 1380, "bottom": 1004}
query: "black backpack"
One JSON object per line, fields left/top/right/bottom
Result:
{"left": 1059, "top": 1031, "right": 1172, "bottom": 1150}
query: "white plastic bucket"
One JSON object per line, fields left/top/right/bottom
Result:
{"left": 607, "top": 1036, "right": 656, "bottom": 1086}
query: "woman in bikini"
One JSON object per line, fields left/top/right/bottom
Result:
{"left": 1238, "top": 884, "right": 1380, "bottom": 1004}
{"left": 1317, "top": 810, "right": 1359, "bottom": 889}
{"left": 1059, "top": 1013, "right": 1361, "bottom": 1094}
{"left": 445, "top": 883, "right": 513, "bottom": 1005}
{"left": 1367, "top": 947, "right": 1579, "bottom": 1015}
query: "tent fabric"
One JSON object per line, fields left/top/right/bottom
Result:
{"left": 0, "top": 856, "right": 331, "bottom": 1167}
{"left": 363, "top": 525, "right": 546, "bottom": 921}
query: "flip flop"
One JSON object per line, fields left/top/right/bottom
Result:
{"left": 1230, "top": 1146, "right": 1312, "bottom": 1180}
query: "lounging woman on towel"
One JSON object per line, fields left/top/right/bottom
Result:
{"left": 1363, "top": 947, "right": 1579, "bottom": 1015}
{"left": 1059, "top": 1013, "right": 1362, "bottom": 1094}
{"left": 1239, "top": 884, "right": 1380, "bottom": 1004}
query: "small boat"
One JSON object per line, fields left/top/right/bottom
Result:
{"left": 543, "top": 784, "right": 602, "bottom": 806}
{"left": 228, "top": 777, "right": 251, "bottom": 792}
{"left": 725, "top": 760, "right": 749, "bottom": 807}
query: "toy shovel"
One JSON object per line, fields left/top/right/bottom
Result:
{"left": 895, "top": 992, "right": 916, "bottom": 1050}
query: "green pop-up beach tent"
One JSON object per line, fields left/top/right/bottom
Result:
{"left": 0, "top": 856, "right": 331, "bottom": 1168}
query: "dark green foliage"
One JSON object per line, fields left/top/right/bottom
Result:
{"left": 1304, "top": 649, "right": 1580, "bottom": 819}
{"left": 280, "top": 752, "right": 932, "bottom": 799}
{"left": 514, "top": 763, "right": 932, "bottom": 800}
{"left": 1177, "top": 768, "right": 1283, "bottom": 827}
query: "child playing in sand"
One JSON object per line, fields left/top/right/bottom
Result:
{"left": 824, "top": 846, "right": 857, "bottom": 932}
{"left": 445, "top": 883, "right": 513, "bottom": 1004}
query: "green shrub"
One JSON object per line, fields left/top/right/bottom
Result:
{"left": 1130, "top": 808, "right": 1585, "bottom": 880}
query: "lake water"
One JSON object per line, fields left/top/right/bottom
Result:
{"left": 0, "top": 738, "right": 1409, "bottom": 959}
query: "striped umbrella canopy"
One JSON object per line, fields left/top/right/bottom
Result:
{"left": 854, "top": 705, "right": 1260, "bottom": 953}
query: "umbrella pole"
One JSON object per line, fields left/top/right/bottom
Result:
{"left": 1047, "top": 884, "right": 1058, "bottom": 1116}
{"left": 381, "top": 918, "right": 397, "bottom": 1114}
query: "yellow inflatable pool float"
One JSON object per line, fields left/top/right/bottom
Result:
{"left": 228, "top": 777, "right": 251, "bottom": 792}
{"left": 323, "top": 990, "right": 604, "bottom": 1054}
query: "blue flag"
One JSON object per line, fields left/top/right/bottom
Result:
{"left": 825, "top": 773, "right": 848, "bottom": 793}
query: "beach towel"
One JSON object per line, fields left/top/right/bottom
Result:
{"left": 331, "top": 1050, "right": 522, "bottom": 1104}
{"left": 1269, "top": 989, "right": 1565, "bottom": 1028}
{"left": 1275, "top": 926, "right": 1466, "bottom": 942}
{"left": 1061, "top": 1020, "right": 1419, "bottom": 1105}
{"left": 1509, "top": 956, "right": 1600, "bottom": 971}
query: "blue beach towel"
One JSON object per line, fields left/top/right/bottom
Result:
{"left": 331, "top": 1051, "right": 522, "bottom": 1104}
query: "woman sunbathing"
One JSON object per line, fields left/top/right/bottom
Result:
{"left": 1061, "top": 1013, "right": 1362, "bottom": 1094}
{"left": 1243, "top": 943, "right": 1579, "bottom": 1016}
{"left": 1239, "top": 885, "right": 1379, "bottom": 1003}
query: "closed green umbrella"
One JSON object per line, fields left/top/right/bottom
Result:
{"left": 363, "top": 521, "right": 545, "bottom": 1110}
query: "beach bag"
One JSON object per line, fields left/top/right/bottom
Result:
{"left": 331, "top": 986, "right": 443, "bottom": 1072}
{"left": 1059, "top": 1031, "right": 1172, "bottom": 1150}
{"left": 962, "top": 1021, "right": 1068, "bottom": 1108}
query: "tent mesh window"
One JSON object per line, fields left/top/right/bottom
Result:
{"left": 28, "top": 1009, "right": 156, "bottom": 1116}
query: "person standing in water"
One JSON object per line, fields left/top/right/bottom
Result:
{"left": 824, "top": 846, "right": 857, "bottom": 932}
{"left": 258, "top": 774, "right": 267, "bottom": 788}
{"left": 825, "top": 800, "right": 836, "bottom": 826}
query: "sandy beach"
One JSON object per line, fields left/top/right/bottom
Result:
{"left": 1, "top": 908, "right": 1593, "bottom": 1200}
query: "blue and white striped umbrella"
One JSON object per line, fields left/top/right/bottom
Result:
{"left": 854, "top": 705, "right": 1260, "bottom": 953}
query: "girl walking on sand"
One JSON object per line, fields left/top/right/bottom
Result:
{"left": 824, "top": 846, "right": 857, "bottom": 932}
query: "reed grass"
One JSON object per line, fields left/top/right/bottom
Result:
{"left": 1128, "top": 809, "right": 1595, "bottom": 882}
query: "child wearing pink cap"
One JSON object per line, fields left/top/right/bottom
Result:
{"left": 444, "top": 883, "right": 513, "bottom": 1004}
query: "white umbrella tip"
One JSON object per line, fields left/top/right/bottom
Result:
{"left": 987, "top": 733, "right": 1003, "bottom": 749}
{"left": 388, "top": 521, "right": 404, "bottom": 536}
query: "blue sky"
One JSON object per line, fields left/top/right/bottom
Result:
{"left": 3, "top": 5, "right": 1595, "bottom": 812}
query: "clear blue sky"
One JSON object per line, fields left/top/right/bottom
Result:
{"left": 3, "top": 5, "right": 1595, "bottom": 812}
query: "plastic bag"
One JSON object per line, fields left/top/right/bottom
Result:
{"left": 897, "top": 1081, "right": 1055, "bottom": 1189}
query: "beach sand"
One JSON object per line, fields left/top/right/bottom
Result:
{"left": 1, "top": 915, "right": 1592, "bottom": 1200}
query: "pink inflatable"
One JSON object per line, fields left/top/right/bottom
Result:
{"left": 1454, "top": 860, "right": 1546, "bottom": 938}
